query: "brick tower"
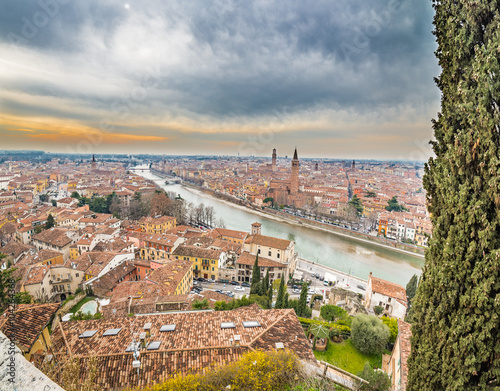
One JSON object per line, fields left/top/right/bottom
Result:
{"left": 290, "top": 148, "right": 299, "bottom": 195}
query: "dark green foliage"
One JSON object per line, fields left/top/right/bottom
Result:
{"left": 213, "top": 294, "right": 270, "bottom": 311}
{"left": 39, "top": 194, "right": 49, "bottom": 202}
{"left": 262, "top": 269, "right": 270, "bottom": 295}
{"left": 263, "top": 197, "right": 274, "bottom": 206}
{"left": 351, "top": 314, "right": 389, "bottom": 355}
{"left": 358, "top": 363, "right": 391, "bottom": 391}
{"left": 405, "top": 274, "right": 418, "bottom": 305}
{"left": 407, "top": 2, "right": 500, "bottom": 390}
{"left": 70, "top": 191, "right": 80, "bottom": 199}
{"left": 385, "top": 196, "right": 408, "bottom": 212}
{"left": 381, "top": 317, "right": 398, "bottom": 345}
{"left": 297, "top": 283, "right": 308, "bottom": 317}
{"left": 267, "top": 283, "right": 273, "bottom": 302}
{"left": 192, "top": 298, "right": 209, "bottom": 310}
{"left": 348, "top": 195, "right": 364, "bottom": 217}
{"left": 320, "top": 305, "right": 348, "bottom": 322}
{"left": 284, "top": 292, "right": 289, "bottom": 309}
{"left": 373, "top": 306, "right": 384, "bottom": 316}
{"left": 44, "top": 214, "right": 55, "bottom": 229}
{"left": 14, "top": 291, "right": 32, "bottom": 304}
{"left": 0, "top": 258, "right": 20, "bottom": 310}
{"left": 51, "top": 200, "right": 57, "bottom": 206}
{"left": 250, "top": 254, "right": 261, "bottom": 295}
{"left": 275, "top": 277, "right": 285, "bottom": 309}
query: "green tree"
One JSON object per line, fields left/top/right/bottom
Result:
{"left": 319, "top": 305, "right": 348, "bottom": 322}
{"left": 385, "top": 196, "right": 408, "bottom": 212}
{"left": 405, "top": 274, "right": 418, "bottom": 305}
{"left": 192, "top": 298, "right": 210, "bottom": 310}
{"left": 267, "top": 282, "right": 273, "bottom": 302}
{"left": 0, "top": 260, "right": 26, "bottom": 310}
{"left": 351, "top": 314, "right": 389, "bottom": 355}
{"left": 381, "top": 317, "right": 398, "bottom": 345}
{"left": 297, "top": 283, "right": 308, "bottom": 317}
{"left": 348, "top": 194, "right": 364, "bottom": 217}
{"left": 275, "top": 278, "right": 285, "bottom": 309}
{"left": 51, "top": 200, "right": 57, "bottom": 206}
{"left": 283, "top": 292, "right": 289, "bottom": 309}
{"left": 358, "top": 363, "right": 391, "bottom": 391}
{"left": 39, "top": 194, "right": 49, "bottom": 202}
{"left": 44, "top": 214, "right": 55, "bottom": 230}
{"left": 262, "top": 269, "right": 270, "bottom": 295}
{"left": 70, "top": 191, "right": 80, "bottom": 199}
{"left": 14, "top": 291, "right": 32, "bottom": 304}
{"left": 408, "top": 2, "right": 500, "bottom": 389}
{"left": 250, "top": 254, "right": 261, "bottom": 295}
{"left": 263, "top": 197, "right": 274, "bottom": 207}
{"left": 373, "top": 305, "right": 384, "bottom": 316}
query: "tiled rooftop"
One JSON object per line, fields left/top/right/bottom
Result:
{"left": 0, "top": 303, "right": 59, "bottom": 351}
{"left": 370, "top": 275, "right": 407, "bottom": 303}
{"left": 50, "top": 308, "right": 314, "bottom": 389}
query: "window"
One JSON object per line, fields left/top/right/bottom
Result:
{"left": 268, "top": 251, "right": 271, "bottom": 256}
{"left": 76, "top": 273, "right": 79, "bottom": 277}
{"left": 258, "top": 249, "right": 261, "bottom": 254}
{"left": 277, "top": 253, "right": 280, "bottom": 259}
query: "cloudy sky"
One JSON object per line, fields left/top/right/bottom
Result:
{"left": 0, "top": 0, "right": 439, "bottom": 160}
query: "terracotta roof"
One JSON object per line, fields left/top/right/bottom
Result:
{"left": 209, "top": 228, "right": 248, "bottom": 240}
{"left": 245, "top": 234, "right": 292, "bottom": 250}
{"left": 90, "top": 262, "right": 137, "bottom": 296}
{"left": 24, "top": 264, "right": 50, "bottom": 285}
{"left": 236, "top": 252, "right": 286, "bottom": 268}
{"left": 0, "top": 303, "right": 59, "bottom": 351}
{"left": 0, "top": 241, "right": 31, "bottom": 260}
{"left": 172, "top": 245, "right": 221, "bottom": 260}
{"left": 146, "top": 259, "right": 193, "bottom": 295}
{"left": 370, "top": 275, "right": 407, "bottom": 303}
{"left": 32, "top": 228, "right": 72, "bottom": 248}
{"left": 50, "top": 309, "right": 314, "bottom": 389}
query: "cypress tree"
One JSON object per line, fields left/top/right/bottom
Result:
{"left": 407, "top": 2, "right": 500, "bottom": 389}
{"left": 283, "top": 292, "right": 289, "bottom": 309}
{"left": 262, "top": 269, "right": 270, "bottom": 295}
{"left": 250, "top": 254, "right": 260, "bottom": 295}
{"left": 405, "top": 274, "right": 418, "bottom": 306}
{"left": 275, "top": 278, "right": 285, "bottom": 309}
{"left": 267, "top": 282, "right": 273, "bottom": 302}
{"left": 297, "top": 284, "right": 308, "bottom": 317}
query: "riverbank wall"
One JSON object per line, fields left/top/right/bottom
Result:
{"left": 147, "top": 168, "right": 425, "bottom": 259}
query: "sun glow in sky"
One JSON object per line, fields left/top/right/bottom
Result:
{"left": 0, "top": 0, "right": 439, "bottom": 159}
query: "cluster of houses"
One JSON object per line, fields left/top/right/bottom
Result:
{"left": 0, "top": 159, "right": 414, "bottom": 390}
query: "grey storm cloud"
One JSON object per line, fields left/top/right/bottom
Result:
{"left": 1, "top": 0, "right": 438, "bottom": 120}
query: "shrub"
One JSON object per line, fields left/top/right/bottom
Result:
{"left": 192, "top": 298, "right": 210, "bottom": 310}
{"left": 373, "top": 306, "right": 384, "bottom": 316}
{"left": 320, "top": 305, "right": 348, "bottom": 322}
{"left": 141, "top": 349, "right": 302, "bottom": 391}
{"left": 381, "top": 317, "right": 398, "bottom": 344}
{"left": 351, "top": 314, "right": 390, "bottom": 355}
{"left": 358, "top": 363, "right": 391, "bottom": 391}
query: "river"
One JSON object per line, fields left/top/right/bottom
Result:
{"left": 134, "top": 169, "right": 424, "bottom": 286}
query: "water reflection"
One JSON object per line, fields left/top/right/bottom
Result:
{"left": 135, "top": 170, "right": 424, "bottom": 285}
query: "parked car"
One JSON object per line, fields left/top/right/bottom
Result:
{"left": 241, "top": 282, "right": 251, "bottom": 287}
{"left": 319, "top": 276, "right": 324, "bottom": 281}
{"left": 193, "top": 285, "right": 203, "bottom": 292}
{"left": 230, "top": 281, "right": 240, "bottom": 286}
{"left": 324, "top": 281, "right": 330, "bottom": 286}
{"left": 308, "top": 288, "right": 315, "bottom": 294}
{"left": 293, "top": 289, "right": 301, "bottom": 294}
{"left": 357, "top": 284, "right": 366, "bottom": 291}
{"left": 197, "top": 277, "right": 208, "bottom": 282}
{"left": 234, "top": 286, "right": 245, "bottom": 292}
{"left": 226, "top": 292, "right": 235, "bottom": 297}
{"left": 207, "top": 278, "right": 216, "bottom": 283}
{"left": 215, "top": 289, "right": 223, "bottom": 294}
